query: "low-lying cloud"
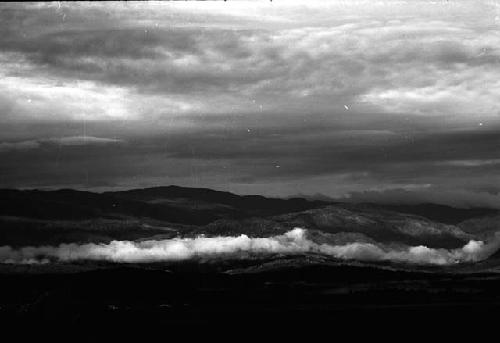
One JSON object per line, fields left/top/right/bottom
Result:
{"left": 1, "top": 228, "right": 498, "bottom": 266}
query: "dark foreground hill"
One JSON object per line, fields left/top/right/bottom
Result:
{"left": 1, "top": 258, "right": 500, "bottom": 339}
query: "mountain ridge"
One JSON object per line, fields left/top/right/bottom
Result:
{"left": 1, "top": 185, "right": 498, "bottom": 248}
{"left": 1, "top": 185, "right": 497, "bottom": 223}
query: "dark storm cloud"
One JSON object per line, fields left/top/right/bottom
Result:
{"left": 2, "top": 119, "right": 499, "bottom": 196}
{"left": 2, "top": 27, "right": 273, "bottom": 94}
{"left": 0, "top": 1, "right": 499, "bottom": 205}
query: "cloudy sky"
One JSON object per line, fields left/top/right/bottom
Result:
{"left": 1, "top": 1, "right": 500, "bottom": 208}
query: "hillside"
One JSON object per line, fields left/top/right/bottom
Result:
{"left": 0, "top": 186, "right": 497, "bottom": 248}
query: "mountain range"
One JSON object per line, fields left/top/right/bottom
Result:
{"left": 1, "top": 185, "right": 498, "bottom": 248}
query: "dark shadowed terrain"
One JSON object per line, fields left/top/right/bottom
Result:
{"left": 1, "top": 186, "right": 500, "bottom": 339}
{"left": 1, "top": 186, "right": 498, "bottom": 247}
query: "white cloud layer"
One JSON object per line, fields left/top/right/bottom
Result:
{"left": 1, "top": 228, "right": 498, "bottom": 266}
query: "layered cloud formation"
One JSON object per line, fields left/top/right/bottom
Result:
{"left": 2, "top": 2, "right": 499, "bottom": 121}
{"left": 1, "top": 1, "right": 499, "bottom": 205}
{"left": 1, "top": 228, "right": 498, "bottom": 266}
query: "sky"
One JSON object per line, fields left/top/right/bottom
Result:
{"left": 1, "top": 1, "right": 500, "bottom": 208}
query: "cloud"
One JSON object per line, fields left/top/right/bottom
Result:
{"left": 1, "top": 1, "right": 499, "bottom": 121}
{"left": 1, "top": 122, "right": 499, "bottom": 199}
{"left": 437, "top": 159, "right": 500, "bottom": 167}
{"left": 2, "top": 2, "right": 499, "bottom": 123}
{"left": 55, "top": 136, "right": 123, "bottom": 146}
{"left": 0, "top": 140, "right": 40, "bottom": 152}
{"left": 0, "top": 136, "right": 123, "bottom": 152}
{"left": 0, "top": 228, "right": 499, "bottom": 266}
{"left": 0, "top": 2, "right": 499, "bottom": 197}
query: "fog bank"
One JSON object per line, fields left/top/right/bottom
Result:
{"left": 1, "top": 228, "right": 498, "bottom": 265}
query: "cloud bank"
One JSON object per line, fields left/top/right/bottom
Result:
{"left": 1, "top": 228, "right": 498, "bottom": 266}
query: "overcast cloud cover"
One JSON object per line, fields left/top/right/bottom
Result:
{"left": 1, "top": 1, "right": 500, "bottom": 207}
